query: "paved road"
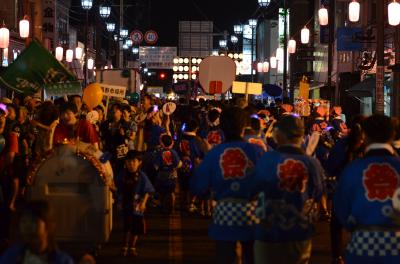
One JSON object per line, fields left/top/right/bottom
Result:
{"left": 62, "top": 207, "right": 333, "bottom": 263}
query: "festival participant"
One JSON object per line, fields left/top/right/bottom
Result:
{"left": 117, "top": 150, "right": 155, "bottom": 257}
{"left": 253, "top": 115, "right": 325, "bottom": 264}
{"left": 121, "top": 104, "right": 137, "bottom": 151}
{"left": 200, "top": 108, "right": 225, "bottom": 149}
{"left": 326, "top": 116, "right": 365, "bottom": 264}
{"left": 191, "top": 107, "right": 264, "bottom": 264}
{"left": 244, "top": 116, "right": 268, "bottom": 152}
{"left": 53, "top": 102, "right": 99, "bottom": 149}
{"left": 334, "top": 114, "right": 400, "bottom": 264}
{"left": 0, "top": 201, "right": 74, "bottom": 263}
{"left": 154, "top": 134, "right": 181, "bottom": 213}
{"left": 178, "top": 119, "right": 207, "bottom": 213}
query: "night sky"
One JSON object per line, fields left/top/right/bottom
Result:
{"left": 70, "top": 0, "right": 260, "bottom": 47}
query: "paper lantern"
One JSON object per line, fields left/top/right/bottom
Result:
{"left": 301, "top": 27, "right": 310, "bottom": 44}
{"left": 349, "top": 0, "right": 361, "bottom": 22}
{"left": 263, "top": 61, "right": 269, "bottom": 73}
{"left": 276, "top": 48, "right": 284, "bottom": 61}
{"left": 55, "top": 46, "right": 63, "bottom": 61}
{"left": 19, "top": 17, "right": 29, "bottom": 38}
{"left": 87, "top": 58, "right": 94, "bottom": 70}
{"left": 288, "top": 39, "right": 296, "bottom": 54}
{"left": 388, "top": 1, "right": 400, "bottom": 26}
{"left": 0, "top": 25, "right": 10, "bottom": 49}
{"left": 75, "top": 47, "right": 83, "bottom": 59}
{"left": 270, "top": 56, "right": 277, "bottom": 69}
{"left": 257, "top": 62, "right": 263, "bottom": 73}
{"left": 319, "top": 7, "right": 329, "bottom": 26}
{"left": 66, "top": 49, "right": 73, "bottom": 62}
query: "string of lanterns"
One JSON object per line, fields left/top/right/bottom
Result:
{"left": 257, "top": 0, "right": 400, "bottom": 74}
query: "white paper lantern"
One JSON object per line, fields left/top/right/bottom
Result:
{"left": 301, "top": 27, "right": 310, "bottom": 44}
{"left": 66, "top": 49, "right": 73, "bottom": 62}
{"left": 288, "top": 39, "right": 296, "bottom": 54}
{"left": 319, "top": 7, "right": 329, "bottom": 26}
{"left": 349, "top": 0, "right": 361, "bottom": 22}
{"left": 263, "top": 61, "right": 269, "bottom": 73}
{"left": 276, "top": 48, "right": 284, "bottom": 61}
{"left": 19, "top": 18, "right": 29, "bottom": 38}
{"left": 270, "top": 56, "right": 277, "bottom": 69}
{"left": 87, "top": 58, "right": 94, "bottom": 70}
{"left": 55, "top": 46, "right": 64, "bottom": 61}
{"left": 0, "top": 26, "right": 10, "bottom": 49}
{"left": 388, "top": 1, "right": 400, "bottom": 26}
{"left": 75, "top": 47, "right": 83, "bottom": 59}
{"left": 257, "top": 62, "right": 263, "bottom": 73}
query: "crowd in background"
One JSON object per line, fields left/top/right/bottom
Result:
{"left": 0, "top": 93, "right": 399, "bottom": 263}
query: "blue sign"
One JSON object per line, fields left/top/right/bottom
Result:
{"left": 337, "top": 27, "right": 363, "bottom": 51}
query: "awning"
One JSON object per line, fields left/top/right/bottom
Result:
{"left": 347, "top": 78, "right": 375, "bottom": 98}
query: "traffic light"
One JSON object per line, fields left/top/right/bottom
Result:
{"left": 159, "top": 72, "right": 166, "bottom": 79}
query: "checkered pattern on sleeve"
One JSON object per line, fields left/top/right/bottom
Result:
{"left": 347, "top": 230, "right": 400, "bottom": 257}
{"left": 213, "top": 200, "right": 260, "bottom": 227}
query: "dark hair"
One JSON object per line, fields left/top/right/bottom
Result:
{"left": 160, "top": 134, "right": 173, "bottom": 148}
{"left": 220, "top": 107, "right": 248, "bottom": 141}
{"left": 346, "top": 115, "right": 366, "bottom": 162}
{"left": 250, "top": 117, "right": 261, "bottom": 132}
{"left": 275, "top": 115, "right": 305, "bottom": 139}
{"left": 38, "top": 101, "right": 59, "bottom": 126}
{"left": 59, "top": 102, "right": 78, "bottom": 114}
{"left": 362, "top": 114, "right": 394, "bottom": 143}
{"left": 185, "top": 119, "right": 199, "bottom": 132}
{"left": 125, "top": 150, "right": 143, "bottom": 162}
{"left": 208, "top": 109, "right": 220, "bottom": 123}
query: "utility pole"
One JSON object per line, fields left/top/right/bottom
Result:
{"left": 392, "top": 27, "right": 400, "bottom": 117}
{"left": 376, "top": 0, "right": 385, "bottom": 114}
{"left": 119, "top": 0, "right": 123, "bottom": 68}
{"left": 327, "top": 0, "right": 335, "bottom": 104}
{"left": 283, "top": 0, "right": 288, "bottom": 99}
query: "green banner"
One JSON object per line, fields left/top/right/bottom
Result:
{"left": 0, "top": 39, "right": 77, "bottom": 95}
{"left": 44, "top": 81, "right": 82, "bottom": 97}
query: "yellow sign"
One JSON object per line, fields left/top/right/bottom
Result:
{"left": 232, "top": 81, "right": 262, "bottom": 95}
{"left": 299, "top": 76, "right": 310, "bottom": 99}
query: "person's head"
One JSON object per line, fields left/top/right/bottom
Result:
{"left": 184, "top": 119, "right": 199, "bottom": 133}
{"left": 273, "top": 115, "right": 305, "bottom": 146}
{"left": 94, "top": 105, "right": 104, "bottom": 122}
{"left": 19, "top": 201, "right": 55, "bottom": 254}
{"left": 208, "top": 108, "right": 221, "bottom": 126}
{"left": 143, "top": 94, "right": 153, "bottom": 110}
{"left": 220, "top": 107, "right": 248, "bottom": 141}
{"left": 17, "top": 106, "right": 29, "bottom": 123}
{"left": 112, "top": 104, "right": 122, "bottom": 121}
{"left": 59, "top": 102, "right": 78, "bottom": 125}
{"left": 250, "top": 116, "right": 261, "bottom": 133}
{"left": 362, "top": 114, "right": 395, "bottom": 145}
{"left": 125, "top": 150, "right": 143, "bottom": 173}
{"left": 6, "top": 104, "right": 16, "bottom": 121}
{"left": 122, "top": 105, "right": 131, "bottom": 121}
{"left": 70, "top": 95, "right": 82, "bottom": 113}
{"left": 160, "top": 133, "right": 173, "bottom": 148}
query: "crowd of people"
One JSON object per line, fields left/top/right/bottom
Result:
{"left": 0, "top": 92, "right": 399, "bottom": 263}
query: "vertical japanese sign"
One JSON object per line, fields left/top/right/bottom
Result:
{"left": 376, "top": 66, "right": 385, "bottom": 114}
{"left": 42, "top": 0, "right": 56, "bottom": 51}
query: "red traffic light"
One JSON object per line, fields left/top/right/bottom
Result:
{"left": 160, "top": 73, "right": 166, "bottom": 79}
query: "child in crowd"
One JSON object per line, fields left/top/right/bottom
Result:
{"left": 154, "top": 134, "right": 181, "bottom": 213}
{"left": 117, "top": 150, "right": 155, "bottom": 257}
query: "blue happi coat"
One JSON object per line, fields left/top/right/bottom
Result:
{"left": 334, "top": 146, "right": 400, "bottom": 264}
{"left": 254, "top": 146, "right": 325, "bottom": 242}
{"left": 191, "top": 141, "right": 264, "bottom": 241}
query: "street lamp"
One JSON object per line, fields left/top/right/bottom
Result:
{"left": 234, "top": 24, "right": 243, "bottom": 34}
{"left": 126, "top": 39, "right": 133, "bottom": 47}
{"left": 120, "top": 29, "right": 128, "bottom": 38}
{"left": 81, "top": 0, "right": 93, "bottom": 10}
{"left": 248, "top": 19, "right": 257, "bottom": 82}
{"left": 106, "top": 22, "right": 115, "bottom": 32}
{"left": 388, "top": 0, "right": 400, "bottom": 26}
{"left": 258, "top": 0, "right": 270, "bottom": 7}
{"left": 231, "top": 35, "right": 239, "bottom": 44}
{"left": 349, "top": 0, "right": 361, "bottom": 23}
{"left": 132, "top": 47, "right": 139, "bottom": 54}
{"left": 19, "top": 16, "right": 29, "bottom": 38}
{"left": 219, "top": 39, "right": 227, "bottom": 48}
{"left": 99, "top": 4, "right": 111, "bottom": 18}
